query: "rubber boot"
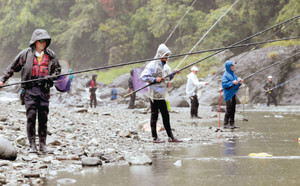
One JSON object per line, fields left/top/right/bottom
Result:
{"left": 39, "top": 136, "right": 47, "bottom": 153}
{"left": 29, "top": 138, "right": 37, "bottom": 153}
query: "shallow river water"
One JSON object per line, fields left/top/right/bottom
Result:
{"left": 48, "top": 110, "right": 300, "bottom": 186}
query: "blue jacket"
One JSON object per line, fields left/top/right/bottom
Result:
{"left": 222, "top": 60, "right": 240, "bottom": 101}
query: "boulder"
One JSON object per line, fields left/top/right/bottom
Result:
{"left": 0, "top": 137, "right": 17, "bottom": 160}
{"left": 81, "top": 157, "right": 102, "bottom": 166}
{"left": 128, "top": 153, "right": 152, "bottom": 166}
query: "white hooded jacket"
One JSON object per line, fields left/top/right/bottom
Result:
{"left": 186, "top": 72, "right": 206, "bottom": 97}
{"left": 140, "top": 44, "right": 173, "bottom": 100}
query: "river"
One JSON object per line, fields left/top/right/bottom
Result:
{"left": 47, "top": 109, "right": 300, "bottom": 186}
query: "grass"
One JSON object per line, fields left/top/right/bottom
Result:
{"left": 95, "top": 52, "right": 222, "bottom": 86}
{"left": 263, "top": 39, "right": 300, "bottom": 48}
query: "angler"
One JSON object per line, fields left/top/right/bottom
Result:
{"left": 222, "top": 60, "right": 243, "bottom": 129}
{"left": 0, "top": 29, "right": 61, "bottom": 153}
{"left": 140, "top": 44, "right": 182, "bottom": 143}
{"left": 186, "top": 66, "right": 208, "bottom": 118}
{"left": 263, "top": 76, "right": 278, "bottom": 107}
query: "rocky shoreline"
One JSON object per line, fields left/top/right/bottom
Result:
{"left": 0, "top": 99, "right": 249, "bottom": 185}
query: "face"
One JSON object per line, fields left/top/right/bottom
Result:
{"left": 35, "top": 39, "right": 47, "bottom": 52}
{"left": 268, "top": 78, "right": 272, "bottom": 81}
{"left": 161, "top": 54, "right": 169, "bottom": 62}
{"left": 192, "top": 70, "right": 198, "bottom": 75}
{"left": 230, "top": 65, "right": 235, "bottom": 71}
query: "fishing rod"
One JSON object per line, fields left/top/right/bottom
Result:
{"left": 242, "top": 52, "right": 299, "bottom": 80}
{"left": 164, "top": 0, "right": 198, "bottom": 44}
{"left": 0, "top": 36, "right": 298, "bottom": 89}
{"left": 235, "top": 21, "right": 293, "bottom": 63}
{"left": 175, "top": 0, "right": 239, "bottom": 70}
{"left": 124, "top": 14, "right": 300, "bottom": 97}
{"left": 268, "top": 74, "right": 300, "bottom": 92}
{"left": 218, "top": 52, "right": 300, "bottom": 92}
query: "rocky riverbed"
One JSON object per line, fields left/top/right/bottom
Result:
{"left": 0, "top": 98, "right": 250, "bottom": 185}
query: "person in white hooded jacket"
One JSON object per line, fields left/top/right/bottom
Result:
{"left": 140, "top": 44, "right": 182, "bottom": 143}
{"left": 186, "top": 66, "right": 208, "bottom": 118}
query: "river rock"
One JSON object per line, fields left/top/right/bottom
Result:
{"left": 128, "top": 153, "right": 152, "bottom": 166}
{"left": 118, "top": 130, "right": 132, "bottom": 138}
{"left": 16, "top": 136, "right": 27, "bottom": 146}
{"left": 81, "top": 157, "right": 102, "bottom": 166}
{"left": 0, "top": 137, "right": 17, "bottom": 161}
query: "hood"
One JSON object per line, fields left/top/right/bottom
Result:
{"left": 29, "top": 29, "right": 51, "bottom": 49}
{"left": 225, "top": 60, "right": 234, "bottom": 74}
{"left": 154, "top": 44, "right": 171, "bottom": 58}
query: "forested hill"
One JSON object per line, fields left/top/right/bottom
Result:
{"left": 0, "top": 0, "right": 299, "bottom": 70}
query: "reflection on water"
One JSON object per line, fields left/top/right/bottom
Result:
{"left": 48, "top": 112, "right": 300, "bottom": 186}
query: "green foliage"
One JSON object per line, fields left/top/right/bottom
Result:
{"left": 0, "top": 0, "right": 299, "bottom": 79}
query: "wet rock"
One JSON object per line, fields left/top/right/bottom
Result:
{"left": 0, "top": 137, "right": 17, "bottom": 161}
{"left": 81, "top": 157, "right": 102, "bottom": 166}
{"left": 128, "top": 153, "right": 152, "bottom": 166}
{"left": 16, "top": 136, "right": 27, "bottom": 146}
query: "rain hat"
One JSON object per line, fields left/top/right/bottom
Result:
{"left": 191, "top": 66, "right": 199, "bottom": 71}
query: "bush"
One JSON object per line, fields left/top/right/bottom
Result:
{"left": 268, "top": 51, "right": 279, "bottom": 60}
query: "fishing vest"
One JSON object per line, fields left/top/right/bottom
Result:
{"left": 31, "top": 54, "right": 49, "bottom": 78}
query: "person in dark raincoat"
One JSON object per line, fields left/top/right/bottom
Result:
{"left": 0, "top": 29, "right": 61, "bottom": 153}
{"left": 128, "top": 69, "right": 136, "bottom": 109}
{"left": 86, "top": 74, "right": 98, "bottom": 108}
{"left": 140, "top": 44, "right": 182, "bottom": 143}
{"left": 263, "top": 76, "right": 277, "bottom": 106}
{"left": 222, "top": 60, "right": 243, "bottom": 129}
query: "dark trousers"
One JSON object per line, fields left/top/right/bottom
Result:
{"left": 190, "top": 95, "right": 199, "bottom": 117}
{"left": 224, "top": 95, "right": 236, "bottom": 126}
{"left": 128, "top": 93, "right": 136, "bottom": 109}
{"left": 24, "top": 86, "right": 49, "bottom": 145}
{"left": 90, "top": 92, "right": 97, "bottom": 108}
{"left": 267, "top": 93, "right": 277, "bottom": 106}
{"left": 150, "top": 99, "right": 174, "bottom": 139}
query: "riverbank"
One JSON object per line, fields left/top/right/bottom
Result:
{"left": 0, "top": 99, "right": 299, "bottom": 185}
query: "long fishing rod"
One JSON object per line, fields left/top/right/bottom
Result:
{"left": 164, "top": 0, "right": 198, "bottom": 44}
{"left": 1, "top": 36, "right": 298, "bottom": 89}
{"left": 217, "top": 52, "right": 299, "bottom": 92}
{"left": 175, "top": 0, "right": 239, "bottom": 70}
{"left": 242, "top": 52, "right": 300, "bottom": 80}
{"left": 124, "top": 15, "right": 300, "bottom": 97}
{"left": 268, "top": 74, "right": 300, "bottom": 92}
{"left": 235, "top": 21, "right": 293, "bottom": 63}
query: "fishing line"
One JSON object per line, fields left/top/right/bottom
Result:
{"left": 164, "top": 0, "right": 198, "bottom": 44}
{"left": 124, "top": 14, "right": 300, "bottom": 97}
{"left": 174, "top": 0, "right": 239, "bottom": 70}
